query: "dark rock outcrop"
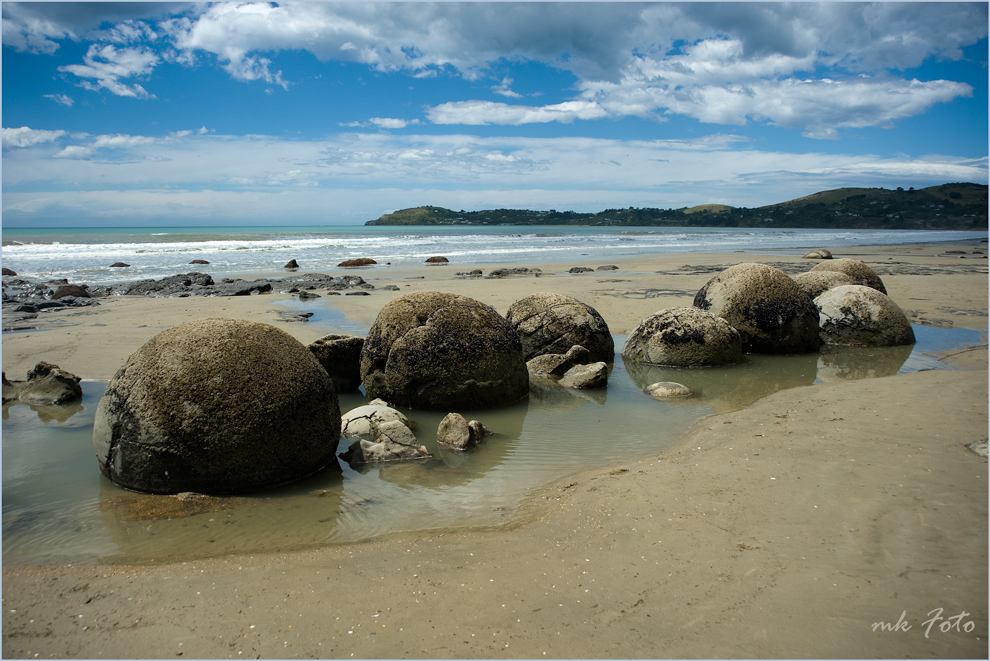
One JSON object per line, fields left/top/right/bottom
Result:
{"left": 426, "top": 256, "right": 449, "bottom": 264}
{"left": 360, "top": 291, "right": 529, "bottom": 410}
{"left": 284, "top": 259, "right": 299, "bottom": 269}
{"left": 338, "top": 258, "right": 377, "bottom": 267}
{"left": 505, "top": 292, "right": 614, "bottom": 363}
{"left": 93, "top": 318, "right": 341, "bottom": 494}
{"left": 52, "top": 284, "right": 90, "bottom": 299}
{"left": 693, "top": 263, "right": 821, "bottom": 354}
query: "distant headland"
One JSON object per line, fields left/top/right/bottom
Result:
{"left": 366, "top": 183, "right": 988, "bottom": 230}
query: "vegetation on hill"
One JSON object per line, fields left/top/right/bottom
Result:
{"left": 366, "top": 183, "right": 987, "bottom": 230}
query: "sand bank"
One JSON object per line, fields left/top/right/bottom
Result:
{"left": 2, "top": 242, "right": 987, "bottom": 658}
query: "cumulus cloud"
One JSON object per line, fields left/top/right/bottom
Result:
{"left": 5, "top": 3, "right": 986, "bottom": 136}
{"left": 2, "top": 126, "right": 66, "bottom": 150}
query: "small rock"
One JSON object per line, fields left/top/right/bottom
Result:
{"left": 338, "top": 258, "right": 377, "bottom": 267}
{"left": 189, "top": 259, "right": 210, "bottom": 265}
{"left": 425, "top": 256, "right": 449, "bottom": 264}
{"left": 558, "top": 362, "right": 608, "bottom": 389}
{"left": 2, "top": 268, "right": 17, "bottom": 276}
{"left": 568, "top": 267, "right": 594, "bottom": 274}
{"left": 110, "top": 262, "right": 131, "bottom": 268}
{"left": 597, "top": 265, "right": 619, "bottom": 271}
{"left": 966, "top": 440, "right": 988, "bottom": 457}
{"left": 284, "top": 259, "right": 299, "bottom": 269}
{"left": 437, "top": 413, "right": 492, "bottom": 450}
{"left": 644, "top": 382, "right": 693, "bottom": 399}
{"left": 6, "top": 361, "right": 82, "bottom": 406}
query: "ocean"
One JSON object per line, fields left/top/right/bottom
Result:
{"left": 3, "top": 225, "right": 987, "bottom": 285}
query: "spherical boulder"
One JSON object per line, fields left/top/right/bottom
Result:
{"left": 360, "top": 292, "right": 529, "bottom": 410}
{"left": 802, "top": 249, "right": 832, "bottom": 259}
{"left": 792, "top": 270, "right": 856, "bottom": 300}
{"left": 814, "top": 285, "right": 915, "bottom": 346}
{"left": 622, "top": 307, "right": 742, "bottom": 367}
{"left": 809, "top": 258, "right": 887, "bottom": 294}
{"left": 505, "top": 292, "right": 614, "bottom": 362}
{"left": 693, "top": 263, "right": 821, "bottom": 354}
{"left": 93, "top": 318, "right": 341, "bottom": 495}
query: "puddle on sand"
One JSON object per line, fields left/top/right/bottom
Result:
{"left": 2, "top": 326, "right": 984, "bottom": 566}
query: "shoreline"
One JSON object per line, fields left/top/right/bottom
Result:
{"left": 2, "top": 242, "right": 987, "bottom": 658}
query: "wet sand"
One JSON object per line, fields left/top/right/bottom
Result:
{"left": 2, "top": 242, "right": 987, "bottom": 658}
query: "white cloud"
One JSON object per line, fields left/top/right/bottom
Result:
{"left": 4, "top": 128, "right": 985, "bottom": 224}
{"left": 2, "top": 126, "right": 66, "bottom": 150}
{"left": 43, "top": 93, "right": 74, "bottom": 107}
{"left": 493, "top": 77, "right": 522, "bottom": 98}
{"left": 58, "top": 43, "right": 158, "bottom": 98}
{"left": 369, "top": 117, "right": 421, "bottom": 130}
{"left": 427, "top": 100, "right": 609, "bottom": 125}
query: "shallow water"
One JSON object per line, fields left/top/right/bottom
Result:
{"left": 2, "top": 327, "right": 984, "bottom": 566}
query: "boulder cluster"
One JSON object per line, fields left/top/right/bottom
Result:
{"left": 68, "top": 253, "right": 913, "bottom": 496}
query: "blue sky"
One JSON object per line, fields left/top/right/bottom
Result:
{"left": 2, "top": 2, "right": 987, "bottom": 227}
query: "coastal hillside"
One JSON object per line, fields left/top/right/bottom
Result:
{"left": 366, "top": 182, "right": 988, "bottom": 230}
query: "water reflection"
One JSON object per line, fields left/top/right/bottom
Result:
{"left": 2, "top": 397, "right": 86, "bottom": 424}
{"left": 624, "top": 353, "right": 819, "bottom": 413}
{"left": 816, "top": 343, "right": 913, "bottom": 382}
{"left": 0, "top": 326, "right": 976, "bottom": 565}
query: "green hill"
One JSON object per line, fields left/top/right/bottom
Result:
{"left": 365, "top": 183, "right": 988, "bottom": 230}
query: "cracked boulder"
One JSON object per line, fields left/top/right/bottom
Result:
{"left": 809, "top": 258, "right": 887, "bottom": 295}
{"left": 360, "top": 291, "right": 529, "bottom": 410}
{"left": 340, "top": 399, "right": 413, "bottom": 439}
{"left": 505, "top": 292, "right": 614, "bottom": 363}
{"left": 814, "top": 285, "right": 915, "bottom": 347}
{"left": 339, "top": 420, "right": 431, "bottom": 464}
{"left": 693, "top": 263, "right": 821, "bottom": 354}
{"left": 622, "top": 307, "right": 742, "bottom": 367}
{"left": 92, "top": 318, "right": 341, "bottom": 495}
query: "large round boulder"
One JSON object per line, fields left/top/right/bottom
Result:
{"left": 814, "top": 285, "right": 915, "bottom": 346}
{"left": 93, "top": 318, "right": 341, "bottom": 495}
{"left": 505, "top": 292, "right": 614, "bottom": 362}
{"left": 809, "top": 258, "right": 887, "bottom": 294}
{"left": 793, "top": 270, "right": 856, "bottom": 300}
{"left": 360, "top": 292, "right": 529, "bottom": 410}
{"left": 622, "top": 307, "right": 743, "bottom": 367}
{"left": 693, "top": 263, "right": 821, "bottom": 354}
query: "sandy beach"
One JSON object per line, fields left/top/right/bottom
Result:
{"left": 2, "top": 242, "right": 987, "bottom": 658}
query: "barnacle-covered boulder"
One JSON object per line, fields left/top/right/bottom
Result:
{"left": 93, "top": 318, "right": 341, "bottom": 494}
{"left": 693, "top": 263, "right": 821, "bottom": 354}
{"left": 621, "top": 307, "right": 742, "bottom": 367}
{"left": 505, "top": 292, "right": 614, "bottom": 363}
{"left": 814, "top": 285, "right": 915, "bottom": 347}
{"left": 360, "top": 292, "right": 529, "bottom": 410}
{"left": 809, "top": 258, "right": 887, "bottom": 294}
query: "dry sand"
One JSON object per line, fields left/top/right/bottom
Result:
{"left": 2, "top": 243, "right": 987, "bottom": 658}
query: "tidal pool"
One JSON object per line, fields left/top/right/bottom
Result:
{"left": 2, "top": 326, "right": 983, "bottom": 566}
